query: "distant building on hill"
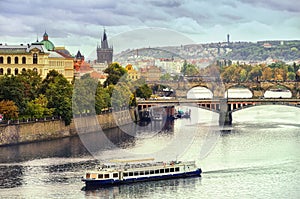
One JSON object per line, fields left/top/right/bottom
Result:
{"left": 125, "top": 64, "right": 140, "bottom": 80}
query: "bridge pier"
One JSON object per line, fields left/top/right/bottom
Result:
{"left": 219, "top": 99, "right": 232, "bottom": 126}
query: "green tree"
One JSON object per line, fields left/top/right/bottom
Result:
{"left": 72, "top": 74, "right": 98, "bottom": 114}
{"left": 160, "top": 73, "right": 172, "bottom": 81}
{"left": 104, "top": 62, "right": 127, "bottom": 87}
{"left": 287, "top": 72, "right": 296, "bottom": 81}
{"left": 135, "top": 83, "right": 152, "bottom": 99}
{"left": 184, "top": 64, "right": 199, "bottom": 76}
{"left": 248, "top": 65, "right": 262, "bottom": 82}
{"left": 95, "top": 85, "right": 111, "bottom": 114}
{"left": 25, "top": 94, "right": 54, "bottom": 119}
{"left": 42, "top": 70, "right": 73, "bottom": 125}
{"left": 17, "top": 69, "right": 42, "bottom": 101}
{"left": 111, "top": 82, "right": 134, "bottom": 110}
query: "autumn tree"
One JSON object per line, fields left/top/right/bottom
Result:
{"left": 0, "top": 100, "right": 19, "bottom": 120}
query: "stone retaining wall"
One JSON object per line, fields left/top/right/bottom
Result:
{"left": 0, "top": 109, "right": 136, "bottom": 146}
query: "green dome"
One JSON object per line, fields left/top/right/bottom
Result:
{"left": 41, "top": 39, "right": 55, "bottom": 51}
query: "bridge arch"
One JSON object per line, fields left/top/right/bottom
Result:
{"left": 263, "top": 84, "right": 293, "bottom": 98}
{"left": 224, "top": 85, "right": 253, "bottom": 98}
{"left": 187, "top": 86, "right": 213, "bottom": 99}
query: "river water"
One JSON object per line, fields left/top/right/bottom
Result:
{"left": 0, "top": 105, "right": 299, "bottom": 199}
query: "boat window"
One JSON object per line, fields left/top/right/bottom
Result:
{"left": 175, "top": 167, "right": 180, "bottom": 172}
{"left": 124, "top": 172, "right": 128, "bottom": 177}
{"left": 134, "top": 171, "right": 139, "bottom": 176}
{"left": 86, "top": 173, "right": 90, "bottom": 179}
{"left": 145, "top": 170, "right": 149, "bottom": 175}
{"left": 150, "top": 170, "right": 154, "bottom": 174}
{"left": 170, "top": 168, "right": 175, "bottom": 172}
{"left": 155, "top": 170, "right": 159, "bottom": 174}
{"left": 160, "top": 169, "right": 164, "bottom": 173}
{"left": 165, "top": 168, "right": 170, "bottom": 173}
{"left": 139, "top": 171, "right": 144, "bottom": 175}
{"left": 129, "top": 172, "right": 133, "bottom": 176}
{"left": 113, "top": 173, "right": 118, "bottom": 178}
{"left": 104, "top": 174, "right": 109, "bottom": 179}
{"left": 91, "top": 173, "right": 97, "bottom": 179}
{"left": 98, "top": 174, "right": 103, "bottom": 179}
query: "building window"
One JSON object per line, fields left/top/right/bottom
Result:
{"left": 22, "top": 57, "right": 26, "bottom": 64}
{"left": 33, "top": 53, "right": 38, "bottom": 64}
{"left": 22, "top": 68, "right": 26, "bottom": 73}
{"left": 7, "top": 68, "right": 11, "bottom": 75}
{"left": 0, "top": 57, "right": 3, "bottom": 64}
{"left": 15, "top": 68, "right": 18, "bottom": 75}
{"left": 15, "top": 57, "right": 19, "bottom": 64}
{"left": 33, "top": 68, "right": 38, "bottom": 73}
{"left": 0, "top": 68, "right": 3, "bottom": 75}
{"left": 7, "top": 57, "right": 11, "bottom": 64}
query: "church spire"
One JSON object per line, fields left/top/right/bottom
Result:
{"left": 101, "top": 29, "right": 109, "bottom": 49}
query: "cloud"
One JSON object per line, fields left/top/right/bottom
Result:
{"left": 0, "top": 0, "right": 299, "bottom": 57}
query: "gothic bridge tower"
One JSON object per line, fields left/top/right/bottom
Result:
{"left": 96, "top": 29, "right": 113, "bottom": 64}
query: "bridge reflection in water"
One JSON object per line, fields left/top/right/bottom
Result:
{"left": 137, "top": 98, "right": 300, "bottom": 126}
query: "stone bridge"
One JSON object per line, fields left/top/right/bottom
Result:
{"left": 148, "top": 80, "right": 300, "bottom": 98}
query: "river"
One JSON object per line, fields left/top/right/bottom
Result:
{"left": 0, "top": 105, "right": 299, "bottom": 198}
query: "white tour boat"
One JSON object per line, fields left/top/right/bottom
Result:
{"left": 82, "top": 158, "right": 202, "bottom": 188}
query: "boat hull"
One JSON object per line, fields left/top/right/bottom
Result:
{"left": 83, "top": 168, "right": 202, "bottom": 188}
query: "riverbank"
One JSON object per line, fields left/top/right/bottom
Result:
{"left": 0, "top": 109, "right": 136, "bottom": 146}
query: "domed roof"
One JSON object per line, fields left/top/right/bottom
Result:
{"left": 41, "top": 40, "right": 55, "bottom": 51}
{"left": 41, "top": 31, "right": 55, "bottom": 51}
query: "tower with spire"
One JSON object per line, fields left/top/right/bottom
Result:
{"left": 96, "top": 29, "right": 113, "bottom": 64}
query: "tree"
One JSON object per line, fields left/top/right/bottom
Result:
{"left": 287, "top": 72, "right": 296, "bottom": 81}
{"left": 261, "top": 67, "right": 273, "bottom": 81}
{"left": 0, "top": 75, "right": 25, "bottom": 114}
{"left": 25, "top": 94, "right": 54, "bottom": 119}
{"left": 111, "top": 82, "right": 134, "bottom": 110}
{"left": 72, "top": 74, "right": 98, "bottom": 114}
{"left": 103, "top": 62, "right": 127, "bottom": 87}
{"left": 135, "top": 83, "right": 152, "bottom": 99}
{"left": 17, "top": 69, "right": 42, "bottom": 101}
{"left": 95, "top": 84, "right": 111, "bottom": 114}
{"left": 0, "top": 100, "right": 19, "bottom": 120}
{"left": 247, "top": 65, "right": 262, "bottom": 82}
{"left": 160, "top": 73, "right": 172, "bottom": 81}
{"left": 42, "top": 70, "right": 73, "bottom": 125}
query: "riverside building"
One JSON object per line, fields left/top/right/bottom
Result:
{"left": 0, "top": 32, "right": 74, "bottom": 82}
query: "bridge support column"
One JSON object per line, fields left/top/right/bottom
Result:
{"left": 219, "top": 99, "right": 232, "bottom": 126}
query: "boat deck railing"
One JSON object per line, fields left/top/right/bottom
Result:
{"left": 96, "top": 160, "right": 196, "bottom": 172}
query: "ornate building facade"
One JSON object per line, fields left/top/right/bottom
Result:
{"left": 96, "top": 30, "right": 113, "bottom": 64}
{"left": 0, "top": 32, "right": 74, "bottom": 82}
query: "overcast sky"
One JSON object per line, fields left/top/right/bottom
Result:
{"left": 1, "top": 0, "right": 299, "bottom": 59}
